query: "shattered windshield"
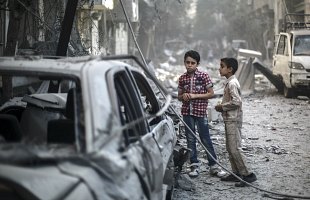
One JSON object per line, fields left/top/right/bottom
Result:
{"left": 293, "top": 35, "right": 310, "bottom": 56}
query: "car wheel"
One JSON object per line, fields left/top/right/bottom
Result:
{"left": 166, "top": 186, "right": 174, "bottom": 200}
{"left": 164, "top": 156, "right": 175, "bottom": 200}
{"left": 283, "top": 85, "right": 295, "bottom": 98}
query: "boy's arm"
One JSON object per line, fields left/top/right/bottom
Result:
{"left": 178, "top": 88, "right": 184, "bottom": 101}
{"left": 177, "top": 77, "right": 183, "bottom": 101}
{"left": 178, "top": 88, "right": 191, "bottom": 102}
{"left": 178, "top": 78, "right": 191, "bottom": 102}
{"left": 190, "top": 73, "right": 214, "bottom": 100}
{"left": 190, "top": 86, "right": 214, "bottom": 100}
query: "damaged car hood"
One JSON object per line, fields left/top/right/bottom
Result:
{"left": 0, "top": 144, "right": 148, "bottom": 200}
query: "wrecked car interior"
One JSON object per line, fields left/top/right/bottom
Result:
{"left": 0, "top": 56, "right": 177, "bottom": 200}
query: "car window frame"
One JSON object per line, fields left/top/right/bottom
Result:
{"left": 130, "top": 71, "right": 162, "bottom": 126}
{"left": 277, "top": 35, "right": 287, "bottom": 55}
{"left": 114, "top": 69, "right": 149, "bottom": 145}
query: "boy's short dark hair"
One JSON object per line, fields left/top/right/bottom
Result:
{"left": 221, "top": 57, "right": 238, "bottom": 74}
{"left": 184, "top": 50, "right": 200, "bottom": 63}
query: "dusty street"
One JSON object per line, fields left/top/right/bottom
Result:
{"left": 173, "top": 85, "right": 310, "bottom": 200}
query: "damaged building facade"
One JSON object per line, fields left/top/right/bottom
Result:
{"left": 0, "top": 0, "right": 140, "bottom": 56}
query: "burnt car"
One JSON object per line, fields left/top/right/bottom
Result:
{"left": 0, "top": 55, "right": 177, "bottom": 200}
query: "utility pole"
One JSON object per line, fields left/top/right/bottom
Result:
{"left": 45, "top": 0, "right": 78, "bottom": 93}
{"left": 56, "top": 0, "right": 78, "bottom": 56}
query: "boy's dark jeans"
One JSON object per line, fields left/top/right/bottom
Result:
{"left": 183, "top": 115, "right": 217, "bottom": 166}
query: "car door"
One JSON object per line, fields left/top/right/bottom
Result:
{"left": 273, "top": 34, "right": 291, "bottom": 87}
{"left": 130, "top": 71, "right": 175, "bottom": 170}
{"left": 129, "top": 70, "right": 176, "bottom": 198}
{"left": 113, "top": 69, "right": 164, "bottom": 199}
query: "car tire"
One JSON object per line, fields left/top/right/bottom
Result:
{"left": 164, "top": 156, "right": 175, "bottom": 200}
{"left": 283, "top": 85, "right": 295, "bottom": 98}
{"left": 165, "top": 187, "right": 174, "bottom": 200}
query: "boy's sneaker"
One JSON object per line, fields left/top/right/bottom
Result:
{"left": 220, "top": 173, "right": 240, "bottom": 182}
{"left": 216, "top": 170, "right": 227, "bottom": 178}
{"left": 209, "top": 165, "right": 226, "bottom": 177}
{"left": 188, "top": 162, "right": 200, "bottom": 178}
{"left": 235, "top": 173, "right": 257, "bottom": 187}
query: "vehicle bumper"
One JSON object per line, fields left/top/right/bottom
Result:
{"left": 291, "top": 73, "right": 310, "bottom": 88}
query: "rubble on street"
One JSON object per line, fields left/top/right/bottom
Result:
{"left": 169, "top": 62, "right": 310, "bottom": 199}
{"left": 155, "top": 57, "right": 309, "bottom": 199}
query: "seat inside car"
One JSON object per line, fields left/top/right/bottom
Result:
{"left": 47, "top": 88, "right": 75, "bottom": 144}
{"left": 0, "top": 114, "right": 22, "bottom": 142}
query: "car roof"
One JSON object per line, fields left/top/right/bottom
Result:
{"left": 0, "top": 55, "right": 132, "bottom": 77}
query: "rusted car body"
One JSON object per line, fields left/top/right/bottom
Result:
{"left": 0, "top": 55, "right": 177, "bottom": 200}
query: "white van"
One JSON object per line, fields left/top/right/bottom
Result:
{"left": 272, "top": 29, "right": 310, "bottom": 98}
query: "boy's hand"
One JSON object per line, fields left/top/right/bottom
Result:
{"left": 182, "top": 93, "right": 191, "bottom": 102}
{"left": 215, "top": 104, "right": 223, "bottom": 112}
